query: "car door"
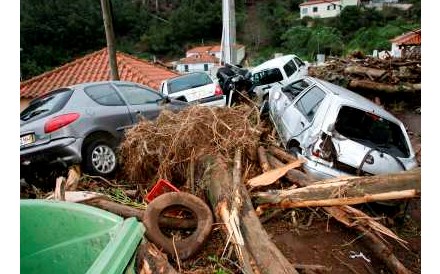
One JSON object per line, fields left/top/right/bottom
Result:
{"left": 82, "top": 83, "right": 134, "bottom": 137}
{"left": 279, "top": 86, "right": 326, "bottom": 143}
{"left": 167, "top": 73, "right": 215, "bottom": 103}
{"left": 114, "top": 83, "right": 164, "bottom": 123}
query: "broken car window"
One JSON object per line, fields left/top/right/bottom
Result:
{"left": 334, "top": 106, "right": 410, "bottom": 158}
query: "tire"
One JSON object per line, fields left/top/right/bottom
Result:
{"left": 83, "top": 137, "right": 117, "bottom": 177}
{"left": 143, "top": 192, "right": 213, "bottom": 260}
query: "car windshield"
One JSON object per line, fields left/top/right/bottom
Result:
{"left": 253, "top": 68, "right": 283, "bottom": 86}
{"left": 334, "top": 106, "right": 410, "bottom": 158}
{"left": 20, "top": 88, "right": 73, "bottom": 121}
{"left": 168, "top": 73, "right": 213, "bottom": 94}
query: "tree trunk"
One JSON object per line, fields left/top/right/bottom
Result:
{"left": 348, "top": 79, "right": 420, "bottom": 93}
{"left": 100, "top": 0, "right": 119, "bottom": 80}
{"left": 136, "top": 242, "right": 179, "bottom": 274}
{"left": 344, "top": 66, "right": 387, "bottom": 79}
{"left": 266, "top": 154, "right": 312, "bottom": 187}
{"left": 201, "top": 154, "right": 298, "bottom": 274}
{"left": 254, "top": 168, "right": 420, "bottom": 209}
{"left": 81, "top": 197, "right": 197, "bottom": 228}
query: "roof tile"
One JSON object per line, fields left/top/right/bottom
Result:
{"left": 20, "top": 48, "right": 179, "bottom": 99}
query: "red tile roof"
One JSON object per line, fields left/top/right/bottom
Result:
{"left": 20, "top": 48, "right": 179, "bottom": 99}
{"left": 180, "top": 54, "right": 220, "bottom": 64}
{"left": 187, "top": 44, "right": 244, "bottom": 55}
{"left": 299, "top": 0, "right": 340, "bottom": 7}
{"left": 390, "top": 29, "right": 421, "bottom": 46}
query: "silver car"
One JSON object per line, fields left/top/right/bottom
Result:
{"left": 20, "top": 81, "right": 188, "bottom": 178}
{"left": 268, "top": 76, "right": 418, "bottom": 179}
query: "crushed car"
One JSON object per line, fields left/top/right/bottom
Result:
{"left": 250, "top": 54, "right": 308, "bottom": 103}
{"left": 20, "top": 81, "right": 188, "bottom": 179}
{"left": 267, "top": 76, "right": 418, "bottom": 179}
{"left": 159, "top": 72, "right": 226, "bottom": 107}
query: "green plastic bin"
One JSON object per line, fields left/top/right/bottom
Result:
{"left": 20, "top": 199, "right": 145, "bottom": 274}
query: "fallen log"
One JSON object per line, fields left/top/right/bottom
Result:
{"left": 344, "top": 66, "right": 387, "bottom": 80}
{"left": 257, "top": 146, "right": 271, "bottom": 172}
{"left": 348, "top": 79, "right": 421, "bottom": 93}
{"left": 254, "top": 168, "right": 420, "bottom": 210}
{"left": 136, "top": 242, "right": 179, "bottom": 274}
{"left": 266, "top": 154, "right": 312, "bottom": 187}
{"left": 81, "top": 197, "right": 197, "bottom": 229}
{"left": 247, "top": 159, "right": 305, "bottom": 188}
{"left": 202, "top": 153, "right": 298, "bottom": 274}
{"left": 324, "top": 206, "right": 411, "bottom": 274}
{"left": 268, "top": 145, "right": 298, "bottom": 163}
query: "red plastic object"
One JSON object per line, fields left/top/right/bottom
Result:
{"left": 145, "top": 179, "right": 180, "bottom": 202}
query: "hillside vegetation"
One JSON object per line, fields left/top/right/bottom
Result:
{"left": 20, "top": 0, "right": 420, "bottom": 80}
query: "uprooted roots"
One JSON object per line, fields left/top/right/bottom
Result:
{"left": 119, "top": 105, "right": 262, "bottom": 186}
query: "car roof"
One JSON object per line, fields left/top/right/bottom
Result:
{"left": 305, "top": 76, "right": 402, "bottom": 124}
{"left": 251, "top": 54, "right": 297, "bottom": 73}
{"left": 68, "top": 80, "right": 146, "bottom": 90}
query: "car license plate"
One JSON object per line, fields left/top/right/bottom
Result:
{"left": 20, "top": 134, "right": 35, "bottom": 147}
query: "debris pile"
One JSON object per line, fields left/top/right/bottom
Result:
{"left": 24, "top": 103, "right": 421, "bottom": 274}
{"left": 119, "top": 105, "right": 262, "bottom": 185}
{"left": 308, "top": 56, "right": 421, "bottom": 94}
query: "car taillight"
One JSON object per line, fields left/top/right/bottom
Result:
{"left": 214, "top": 84, "right": 223, "bottom": 96}
{"left": 44, "top": 113, "right": 80, "bottom": 133}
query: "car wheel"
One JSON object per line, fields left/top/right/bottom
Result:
{"left": 84, "top": 137, "right": 117, "bottom": 176}
{"left": 142, "top": 192, "right": 213, "bottom": 260}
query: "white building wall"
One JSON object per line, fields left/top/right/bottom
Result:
{"left": 176, "top": 63, "right": 216, "bottom": 74}
{"left": 300, "top": 1, "right": 342, "bottom": 19}
{"left": 236, "top": 46, "right": 246, "bottom": 64}
{"left": 341, "top": 0, "right": 358, "bottom": 7}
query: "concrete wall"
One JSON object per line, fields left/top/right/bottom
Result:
{"left": 176, "top": 62, "right": 216, "bottom": 74}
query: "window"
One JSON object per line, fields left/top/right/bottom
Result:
{"left": 167, "top": 73, "right": 213, "bottom": 94}
{"left": 294, "top": 57, "right": 306, "bottom": 68}
{"left": 334, "top": 106, "right": 410, "bottom": 158}
{"left": 252, "top": 68, "right": 283, "bottom": 86}
{"left": 84, "top": 84, "right": 124, "bottom": 106}
{"left": 184, "top": 65, "right": 189, "bottom": 72}
{"left": 204, "top": 64, "right": 209, "bottom": 71}
{"left": 302, "top": 7, "right": 308, "bottom": 14}
{"left": 283, "top": 79, "right": 312, "bottom": 100}
{"left": 116, "top": 84, "right": 162, "bottom": 105}
{"left": 295, "top": 86, "right": 326, "bottom": 122}
{"left": 21, "top": 88, "right": 74, "bottom": 121}
{"left": 283, "top": 60, "right": 298, "bottom": 77}
{"left": 313, "top": 7, "right": 318, "bottom": 12}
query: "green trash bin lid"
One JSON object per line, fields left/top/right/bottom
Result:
{"left": 20, "top": 199, "right": 145, "bottom": 274}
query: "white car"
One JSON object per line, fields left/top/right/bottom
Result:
{"left": 251, "top": 54, "right": 308, "bottom": 103}
{"left": 160, "top": 72, "right": 226, "bottom": 107}
{"left": 268, "top": 76, "right": 418, "bottom": 179}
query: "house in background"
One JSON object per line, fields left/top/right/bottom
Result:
{"left": 175, "top": 44, "right": 246, "bottom": 75}
{"left": 20, "top": 48, "right": 179, "bottom": 111}
{"left": 362, "top": 0, "right": 412, "bottom": 11}
{"left": 299, "top": 0, "right": 359, "bottom": 19}
{"left": 389, "top": 28, "right": 421, "bottom": 59}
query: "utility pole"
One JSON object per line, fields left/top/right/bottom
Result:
{"left": 221, "top": 0, "right": 236, "bottom": 64}
{"left": 100, "top": 0, "right": 119, "bottom": 80}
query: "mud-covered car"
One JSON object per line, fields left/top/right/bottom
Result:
{"left": 268, "top": 76, "right": 418, "bottom": 179}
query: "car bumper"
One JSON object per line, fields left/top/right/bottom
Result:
{"left": 302, "top": 156, "right": 351, "bottom": 180}
{"left": 194, "top": 95, "right": 226, "bottom": 107}
{"left": 20, "top": 137, "right": 83, "bottom": 167}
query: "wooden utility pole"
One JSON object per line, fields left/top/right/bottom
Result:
{"left": 100, "top": 0, "right": 119, "bottom": 80}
